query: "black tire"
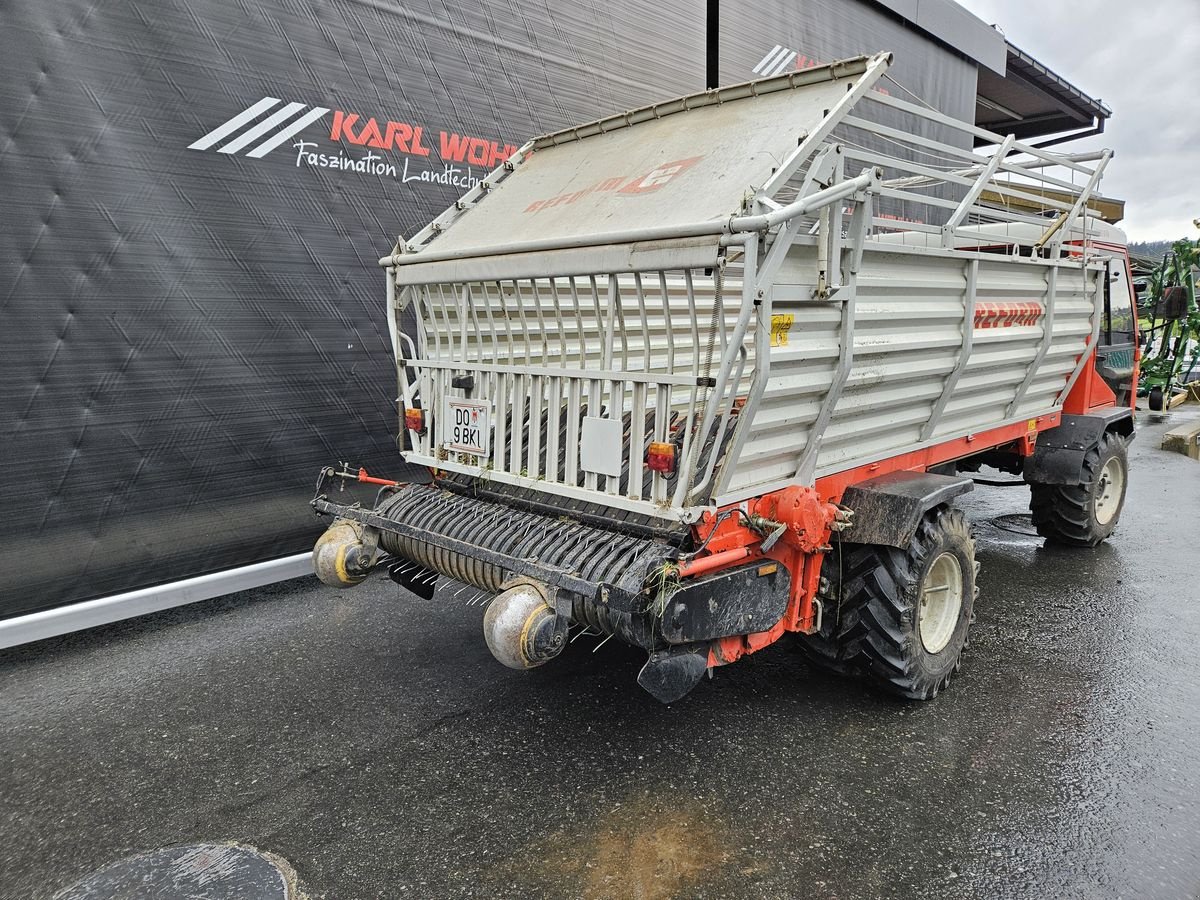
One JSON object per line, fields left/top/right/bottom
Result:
{"left": 1029, "top": 430, "right": 1128, "bottom": 547}
{"left": 1148, "top": 386, "right": 1165, "bottom": 411}
{"left": 797, "top": 506, "right": 978, "bottom": 700}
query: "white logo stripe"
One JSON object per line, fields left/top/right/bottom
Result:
{"left": 753, "top": 45, "right": 784, "bottom": 75}
{"left": 245, "top": 106, "right": 330, "bottom": 158}
{"left": 217, "top": 101, "right": 308, "bottom": 155}
{"left": 188, "top": 97, "right": 281, "bottom": 151}
{"left": 766, "top": 50, "right": 797, "bottom": 77}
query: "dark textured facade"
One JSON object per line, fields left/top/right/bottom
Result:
{"left": 1, "top": 0, "right": 978, "bottom": 616}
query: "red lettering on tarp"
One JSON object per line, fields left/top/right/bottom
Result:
{"left": 618, "top": 156, "right": 705, "bottom": 194}
{"left": 523, "top": 159, "right": 706, "bottom": 213}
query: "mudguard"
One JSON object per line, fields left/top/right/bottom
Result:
{"left": 837, "top": 471, "right": 974, "bottom": 548}
{"left": 1024, "top": 410, "right": 1134, "bottom": 485}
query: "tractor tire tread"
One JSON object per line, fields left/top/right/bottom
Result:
{"left": 797, "top": 506, "right": 978, "bottom": 700}
{"left": 1029, "top": 431, "right": 1128, "bottom": 547}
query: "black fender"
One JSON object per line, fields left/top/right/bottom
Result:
{"left": 1023, "top": 410, "right": 1134, "bottom": 486}
{"left": 836, "top": 471, "right": 974, "bottom": 548}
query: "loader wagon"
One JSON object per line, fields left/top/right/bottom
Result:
{"left": 311, "top": 53, "right": 1137, "bottom": 702}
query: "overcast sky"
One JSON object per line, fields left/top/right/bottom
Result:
{"left": 956, "top": 0, "right": 1199, "bottom": 243}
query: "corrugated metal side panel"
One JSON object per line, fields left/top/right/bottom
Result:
{"left": 403, "top": 261, "right": 757, "bottom": 510}
{"left": 721, "top": 244, "right": 1099, "bottom": 496}
{"left": 408, "top": 268, "right": 746, "bottom": 379}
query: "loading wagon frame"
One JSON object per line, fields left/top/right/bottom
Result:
{"left": 313, "top": 52, "right": 1136, "bottom": 702}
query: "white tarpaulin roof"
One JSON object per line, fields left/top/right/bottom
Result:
{"left": 415, "top": 58, "right": 878, "bottom": 260}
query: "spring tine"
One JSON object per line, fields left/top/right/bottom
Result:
{"left": 592, "top": 633, "right": 614, "bottom": 653}
{"left": 480, "top": 502, "right": 503, "bottom": 528}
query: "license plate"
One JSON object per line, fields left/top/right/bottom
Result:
{"left": 444, "top": 399, "right": 490, "bottom": 458}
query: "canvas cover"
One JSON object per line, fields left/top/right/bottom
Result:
{"left": 419, "top": 74, "right": 861, "bottom": 258}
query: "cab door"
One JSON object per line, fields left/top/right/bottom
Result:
{"left": 1095, "top": 255, "right": 1138, "bottom": 407}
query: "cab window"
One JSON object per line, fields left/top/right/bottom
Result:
{"left": 1105, "top": 258, "right": 1135, "bottom": 343}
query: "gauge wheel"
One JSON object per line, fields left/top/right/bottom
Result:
{"left": 1029, "top": 431, "right": 1129, "bottom": 547}
{"left": 797, "top": 505, "right": 978, "bottom": 700}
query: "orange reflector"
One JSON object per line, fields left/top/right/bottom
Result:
{"left": 646, "top": 441, "right": 676, "bottom": 474}
{"left": 405, "top": 408, "right": 426, "bottom": 433}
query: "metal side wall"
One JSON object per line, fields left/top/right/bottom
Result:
{"left": 722, "top": 245, "right": 1101, "bottom": 498}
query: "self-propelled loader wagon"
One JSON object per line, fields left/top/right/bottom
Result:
{"left": 312, "top": 53, "right": 1137, "bottom": 703}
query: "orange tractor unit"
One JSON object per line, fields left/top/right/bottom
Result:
{"left": 312, "top": 55, "right": 1135, "bottom": 702}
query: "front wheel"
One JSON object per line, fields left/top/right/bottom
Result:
{"left": 798, "top": 506, "right": 978, "bottom": 700}
{"left": 1029, "top": 431, "right": 1129, "bottom": 547}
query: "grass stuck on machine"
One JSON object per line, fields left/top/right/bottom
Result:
{"left": 311, "top": 53, "right": 1137, "bottom": 703}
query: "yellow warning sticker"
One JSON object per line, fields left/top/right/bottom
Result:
{"left": 1027, "top": 418, "right": 1038, "bottom": 432}
{"left": 770, "top": 313, "right": 795, "bottom": 348}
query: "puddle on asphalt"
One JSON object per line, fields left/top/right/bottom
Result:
{"left": 988, "top": 513, "right": 1040, "bottom": 537}
{"left": 501, "top": 794, "right": 748, "bottom": 899}
{"left": 54, "top": 844, "right": 303, "bottom": 900}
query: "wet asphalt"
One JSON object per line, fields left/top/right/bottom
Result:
{"left": 2, "top": 409, "right": 1199, "bottom": 900}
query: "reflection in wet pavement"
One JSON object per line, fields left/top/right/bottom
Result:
{"left": 1, "top": 410, "right": 1198, "bottom": 899}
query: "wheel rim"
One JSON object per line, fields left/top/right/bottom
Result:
{"left": 918, "top": 552, "right": 963, "bottom": 655}
{"left": 1093, "top": 456, "right": 1125, "bottom": 526}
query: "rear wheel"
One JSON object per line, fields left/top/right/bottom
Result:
{"left": 798, "top": 506, "right": 978, "bottom": 700}
{"left": 1029, "top": 430, "right": 1128, "bottom": 547}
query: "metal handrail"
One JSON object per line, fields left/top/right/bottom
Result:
{"left": 378, "top": 170, "right": 881, "bottom": 269}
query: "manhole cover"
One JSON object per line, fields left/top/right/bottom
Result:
{"left": 55, "top": 844, "right": 295, "bottom": 900}
{"left": 990, "top": 513, "right": 1039, "bottom": 536}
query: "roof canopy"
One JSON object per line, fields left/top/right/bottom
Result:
{"left": 866, "top": 3, "right": 1111, "bottom": 145}
{"left": 975, "top": 42, "right": 1112, "bottom": 144}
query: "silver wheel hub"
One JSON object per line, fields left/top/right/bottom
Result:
{"left": 1093, "top": 456, "right": 1125, "bottom": 526}
{"left": 918, "top": 552, "right": 963, "bottom": 655}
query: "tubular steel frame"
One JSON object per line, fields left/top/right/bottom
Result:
{"left": 377, "top": 52, "right": 1115, "bottom": 523}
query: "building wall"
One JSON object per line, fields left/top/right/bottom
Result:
{"left": 0, "top": 0, "right": 979, "bottom": 617}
